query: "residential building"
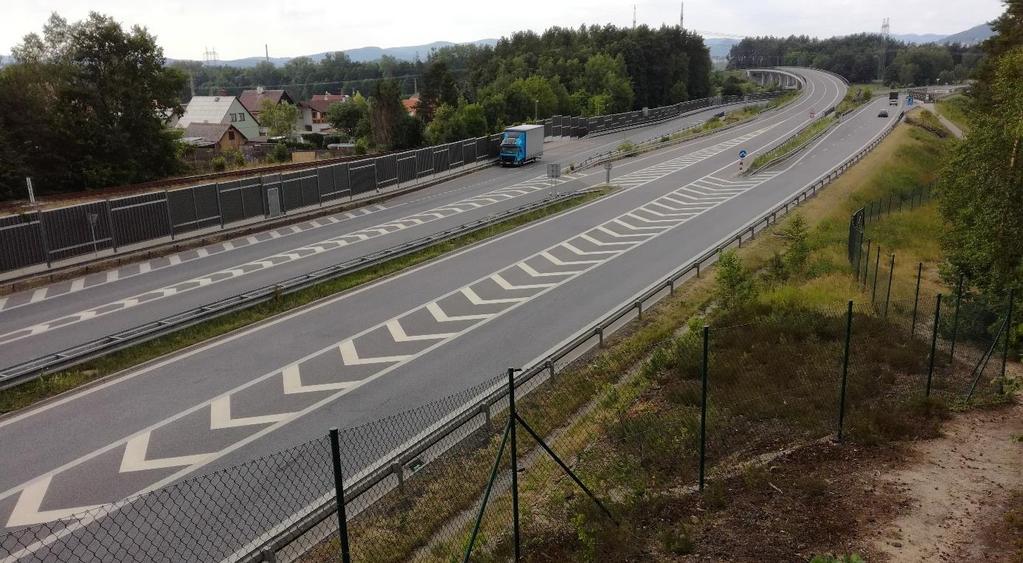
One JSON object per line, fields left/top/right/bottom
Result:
{"left": 403, "top": 94, "right": 420, "bottom": 116}
{"left": 177, "top": 96, "right": 259, "bottom": 141}
{"left": 180, "top": 123, "right": 247, "bottom": 151}
{"left": 298, "top": 92, "right": 349, "bottom": 134}
{"left": 238, "top": 87, "right": 295, "bottom": 123}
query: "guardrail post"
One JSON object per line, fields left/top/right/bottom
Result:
{"left": 926, "top": 294, "right": 943, "bottom": 397}
{"left": 911, "top": 263, "right": 923, "bottom": 336}
{"left": 837, "top": 300, "right": 854, "bottom": 442}
{"left": 597, "top": 327, "right": 604, "bottom": 348}
{"left": 328, "top": 428, "right": 353, "bottom": 563}
{"left": 668, "top": 279, "right": 674, "bottom": 296}
{"left": 164, "top": 190, "right": 176, "bottom": 240}
{"left": 636, "top": 301, "right": 643, "bottom": 321}
{"left": 699, "top": 325, "right": 709, "bottom": 491}
{"left": 696, "top": 261, "right": 701, "bottom": 278}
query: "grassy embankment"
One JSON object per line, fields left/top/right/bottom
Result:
{"left": 935, "top": 94, "right": 974, "bottom": 134}
{"left": 0, "top": 189, "right": 609, "bottom": 415}
{"left": 304, "top": 106, "right": 983, "bottom": 562}
{"left": 750, "top": 114, "right": 837, "bottom": 171}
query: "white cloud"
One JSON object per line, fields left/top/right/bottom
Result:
{"left": 1, "top": 0, "right": 1004, "bottom": 60}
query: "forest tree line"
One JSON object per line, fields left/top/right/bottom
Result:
{"left": 727, "top": 34, "right": 984, "bottom": 86}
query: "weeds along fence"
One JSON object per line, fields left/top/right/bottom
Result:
{"left": 0, "top": 91, "right": 915, "bottom": 563}
{"left": 848, "top": 193, "right": 1017, "bottom": 405}
{"left": 0, "top": 91, "right": 783, "bottom": 276}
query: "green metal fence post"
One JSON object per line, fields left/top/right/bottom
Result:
{"left": 1001, "top": 288, "right": 1015, "bottom": 394}
{"left": 699, "top": 325, "right": 709, "bottom": 491}
{"left": 462, "top": 423, "right": 511, "bottom": 562}
{"left": 926, "top": 294, "right": 943, "bottom": 397}
{"left": 883, "top": 254, "right": 895, "bottom": 318}
{"left": 328, "top": 428, "right": 352, "bottom": 563}
{"left": 507, "top": 367, "right": 522, "bottom": 561}
{"left": 949, "top": 275, "right": 964, "bottom": 362}
{"left": 862, "top": 239, "right": 872, "bottom": 289}
{"left": 837, "top": 300, "right": 854, "bottom": 442}
{"left": 911, "top": 263, "right": 923, "bottom": 336}
{"left": 871, "top": 246, "right": 881, "bottom": 304}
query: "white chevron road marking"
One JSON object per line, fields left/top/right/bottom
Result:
{"left": 490, "top": 273, "right": 557, "bottom": 290}
{"left": 540, "top": 250, "right": 603, "bottom": 266}
{"left": 282, "top": 364, "right": 357, "bottom": 395}
{"left": 209, "top": 396, "right": 292, "bottom": 430}
{"left": 516, "top": 262, "right": 574, "bottom": 279}
{"left": 338, "top": 340, "right": 413, "bottom": 365}
{"left": 386, "top": 319, "right": 456, "bottom": 342}
{"left": 119, "top": 433, "right": 214, "bottom": 473}
{"left": 427, "top": 302, "right": 495, "bottom": 322}
{"left": 5, "top": 477, "right": 102, "bottom": 527}
{"left": 461, "top": 287, "right": 530, "bottom": 305}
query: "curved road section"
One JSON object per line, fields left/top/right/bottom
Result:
{"left": 0, "top": 68, "right": 901, "bottom": 560}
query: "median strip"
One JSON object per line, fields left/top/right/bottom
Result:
{"left": 0, "top": 188, "right": 610, "bottom": 415}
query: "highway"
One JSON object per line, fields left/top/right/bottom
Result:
{"left": 0, "top": 68, "right": 902, "bottom": 559}
{"left": 0, "top": 100, "right": 763, "bottom": 370}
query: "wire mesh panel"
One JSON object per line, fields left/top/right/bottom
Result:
{"left": 349, "top": 164, "right": 377, "bottom": 196}
{"left": 447, "top": 143, "right": 461, "bottom": 169}
{"left": 167, "top": 184, "right": 219, "bottom": 235}
{"left": 280, "top": 170, "right": 317, "bottom": 212}
{"left": 218, "top": 178, "right": 264, "bottom": 224}
{"left": 375, "top": 155, "right": 398, "bottom": 189}
{"left": 474, "top": 137, "right": 489, "bottom": 161}
{"left": 109, "top": 192, "right": 172, "bottom": 247}
{"left": 0, "top": 213, "right": 46, "bottom": 272}
{"left": 322, "top": 163, "right": 351, "bottom": 202}
{"left": 461, "top": 141, "right": 476, "bottom": 166}
{"left": 415, "top": 148, "right": 433, "bottom": 177}
{"left": 432, "top": 147, "right": 450, "bottom": 175}
{"left": 43, "top": 201, "right": 113, "bottom": 261}
{"left": 396, "top": 155, "right": 417, "bottom": 184}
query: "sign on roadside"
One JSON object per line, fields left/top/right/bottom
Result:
{"left": 738, "top": 149, "right": 748, "bottom": 159}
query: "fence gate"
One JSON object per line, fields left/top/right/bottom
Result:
{"left": 266, "top": 187, "right": 283, "bottom": 218}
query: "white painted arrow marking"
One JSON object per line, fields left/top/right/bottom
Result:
{"left": 426, "top": 302, "right": 494, "bottom": 322}
{"left": 385, "top": 319, "right": 455, "bottom": 342}
{"left": 461, "top": 287, "right": 529, "bottom": 305}
{"left": 209, "top": 396, "right": 292, "bottom": 430}
{"left": 119, "top": 433, "right": 214, "bottom": 473}
{"left": 490, "top": 273, "right": 556, "bottom": 291}
{"left": 339, "top": 340, "right": 412, "bottom": 365}
{"left": 281, "top": 364, "right": 357, "bottom": 395}
{"left": 540, "top": 250, "right": 602, "bottom": 266}
{"left": 5, "top": 476, "right": 102, "bottom": 527}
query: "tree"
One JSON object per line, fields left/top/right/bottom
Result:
{"left": 0, "top": 12, "right": 185, "bottom": 198}
{"left": 425, "top": 102, "right": 489, "bottom": 144}
{"left": 417, "top": 61, "right": 458, "bottom": 122}
{"left": 368, "top": 79, "right": 408, "bottom": 148}
{"left": 938, "top": 46, "right": 1023, "bottom": 299}
{"left": 326, "top": 94, "right": 369, "bottom": 140}
{"left": 715, "top": 250, "right": 757, "bottom": 309}
{"left": 259, "top": 98, "right": 299, "bottom": 138}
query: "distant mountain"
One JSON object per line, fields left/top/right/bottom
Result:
{"left": 182, "top": 39, "right": 499, "bottom": 68}
{"left": 891, "top": 33, "right": 947, "bottom": 44}
{"left": 940, "top": 23, "right": 994, "bottom": 45}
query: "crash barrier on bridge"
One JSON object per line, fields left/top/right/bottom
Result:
{"left": 0, "top": 91, "right": 961, "bottom": 562}
{"left": 540, "top": 91, "right": 787, "bottom": 139}
{"left": 0, "top": 136, "right": 504, "bottom": 274}
{"left": 0, "top": 190, "right": 596, "bottom": 390}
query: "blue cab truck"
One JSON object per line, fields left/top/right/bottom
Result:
{"left": 499, "top": 124, "right": 545, "bottom": 166}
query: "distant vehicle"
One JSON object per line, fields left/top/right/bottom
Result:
{"left": 500, "top": 124, "right": 544, "bottom": 166}
{"left": 888, "top": 91, "right": 899, "bottom": 106}
{"left": 878, "top": 109, "right": 889, "bottom": 118}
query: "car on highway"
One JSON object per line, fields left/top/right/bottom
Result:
{"left": 878, "top": 109, "right": 889, "bottom": 118}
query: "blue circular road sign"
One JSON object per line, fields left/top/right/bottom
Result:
{"left": 738, "top": 149, "right": 748, "bottom": 159}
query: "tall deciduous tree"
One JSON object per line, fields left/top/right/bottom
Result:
{"left": 0, "top": 12, "right": 185, "bottom": 198}
{"left": 259, "top": 98, "right": 299, "bottom": 138}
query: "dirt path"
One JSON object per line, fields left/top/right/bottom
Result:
{"left": 872, "top": 400, "right": 1023, "bottom": 561}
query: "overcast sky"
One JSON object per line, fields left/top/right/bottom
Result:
{"left": 1, "top": 0, "right": 1005, "bottom": 60}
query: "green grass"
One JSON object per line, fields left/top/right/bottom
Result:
{"left": 751, "top": 115, "right": 837, "bottom": 171}
{"left": 935, "top": 94, "right": 974, "bottom": 134}
{"left": 0, "top": 189, "right": 609, "bottom": 415}
{"left": 837, "top": 87, "right": 874, "bottom": 115}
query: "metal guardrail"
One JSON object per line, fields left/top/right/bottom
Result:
{"left": 0, "top": 190, "right": 597, "bottom": 390}
{"left": 244, "top": 97, "right": 907, "bottom": 563}
{"left": 744, "top": 109, "right": 838, "bottom": 175}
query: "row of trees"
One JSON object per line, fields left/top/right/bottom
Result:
{"left": 0, "top": 13, "right": 186, "bottom": 200}
{"left": 317, "top": 25, "right": 716, "bottom": 146}
{"left": 727, "top": 34, "right": 984, "bottom": 86}
{"left": 937, "top": 0, "right": 1022, "bottom": 315}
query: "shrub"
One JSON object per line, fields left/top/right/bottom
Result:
{"left": 715, "top": 250, "right": 757, "bottom": 309}
{"left": 269, "top": 142, "right": 290, "bottom": 163}
{"left": 221, "top": 148, "right": 245, "bottom": 169}
{"left": 354, "top": 138, "right": 369, "bottom": 155}
{"left": 618, "top": 140, "right": 636, "bottom": 154}
{"left": 210, "top": 156, "right": 226, "bottom": 171}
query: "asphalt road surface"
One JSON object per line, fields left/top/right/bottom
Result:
{"left": 0, "top": 68, "right": 903, "bottom": 560}
{"left": 0, "top": 99, "right": 767, "bottom": 370}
